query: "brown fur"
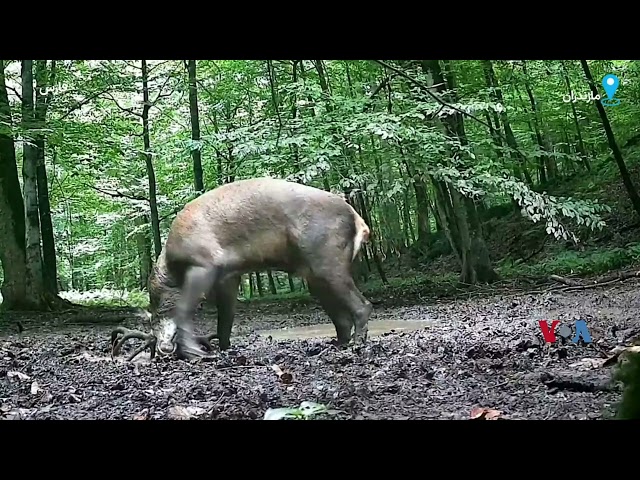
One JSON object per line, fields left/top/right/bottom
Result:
{"left": 148, "top": 177, "right": 373, "bottom": 356}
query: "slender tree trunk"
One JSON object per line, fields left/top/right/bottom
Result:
{"left": 254, "top": 271, "right": 264, "bottom": 296}
{"left": 580, "top": 60, "right": 640, "bottom": 218}
{"left": 135, "top": 215, "right": 152, "bottom": 288}
{"left": 521, "top": 61, "right": 557, "bottom": 183}
{"left": 267, "top": 270, "right": 277, "bottom": 295}
{"left": 481, "top": 60, "right": 533, "bottom": 186}
{"left": 186, "top": 60, "right": 204, "bottom": 194}
{"left": 561, "top": 61, "right": 590, "bottom": 171}
{"left": 141, "top": 60, "right": 162, "bottom": 259}
{"left": 34, "top": 60, "right": 58, "bottom": 294}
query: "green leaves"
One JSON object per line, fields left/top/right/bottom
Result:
{"left": 6, "top": 58, "right": 633, "bottom": 293}
{"left": 263, "top": 401, "right": 331, "bottom": 420}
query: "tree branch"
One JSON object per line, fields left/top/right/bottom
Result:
{"left": 102, "top": 91, "right": 143, "bottom": 117}
{"left": 150, "top": 62, "right": 181, "bottom": 106}
{"left": 57, "top": 87, "right": 112, "bottom": 120}
{"left": 373, "top": 60, "right": 531, "bottom": 162}
{"left": 86, "top": 182, "right": 148, "bottom": 202}
{"left": 6, "top": 85, "right": 21, "bottom": 101}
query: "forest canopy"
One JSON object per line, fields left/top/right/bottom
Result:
{"left": 1, "top": 59, "right": 638, "bottom": 311}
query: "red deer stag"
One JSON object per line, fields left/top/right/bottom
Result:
{"left": 110, "top": 177, "right": 372, "bottom": 361}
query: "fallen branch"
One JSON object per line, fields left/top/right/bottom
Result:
{"left": 549, "top": 270, "right": 640, "bottom": 292}
{"left": 548, "top": 274, "right": 581, "bottom": 287}
{"left": 540, "top": 372, "right": 614, "bottom": 393}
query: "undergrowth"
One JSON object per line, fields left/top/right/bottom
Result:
{"left": 40, "top": 241, "right": 640, "bottom": 309}
{"left": 5, "top": 145, "right": 640, "bottom": 311}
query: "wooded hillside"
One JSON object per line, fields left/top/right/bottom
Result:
{"left": 1, "top": 59, "right": 638, "bottom": 311}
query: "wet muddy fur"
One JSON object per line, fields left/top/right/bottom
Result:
{"left": 148, "top": 181, "right": 373, "bottom": 358}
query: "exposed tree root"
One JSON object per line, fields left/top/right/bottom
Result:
{"left": 1, "top": 291, "right": 75, "bottom": 312}
{"left": 549, "top": 270, "right": 640, "bottom": 292}
{"left": 109, "top": 327, "right": 219, "bottom": 361}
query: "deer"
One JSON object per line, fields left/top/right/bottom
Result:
{"left": 110, "top": 177, "right": 373, "bottom": 361}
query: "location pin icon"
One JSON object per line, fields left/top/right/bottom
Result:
{"left": 602, "top": 74, "right": 619, "bottom": 99}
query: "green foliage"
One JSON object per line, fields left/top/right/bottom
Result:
{"left": 498, "top": 243, "right": 640, "bottom": 278}
{"left": 263, "top": 401, "right": 332, "bottom": 420}
{"left": 614, "top": 349, "right": 640, "bottom": 419}
{"left": 58, "top": 288, "right": 150, "bottom": 308}
{"left": 3, "top": 59, "right": 640, "bottom": 302}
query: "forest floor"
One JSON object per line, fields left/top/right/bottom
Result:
{"left": 2, "top": 276, "right": 638, "bottom": 420}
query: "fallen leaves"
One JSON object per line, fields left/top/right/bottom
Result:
{"left": 30, "top": 381, "right": 41, "bottom": 395}
{"left": 167, "top": 405, "right": 207, "bottom": 420}
{"left": 470, "top": 407, "right": 502, "bottom": 420}
{"left": 271, "top": 364, "right": 293, "bottom": 384}
{"left": 7, "top": 371, "right": 30, "bottom": 381}
{"left": 133, "top": 409, "right": 150, "bottom": 420}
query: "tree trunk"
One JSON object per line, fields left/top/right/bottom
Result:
{"left": 561, "top": 61, "right": 590, "bottom": 171}
{"left": 481, "top": 60, "right": 533, "bottom": 186}
{"left": 0, "top": 60, "right": 30, "bottom": 309}
{"left": 521, "top": 61, "right": 557, "bottom": 183}
{"left": 34, "top": 60, "right": 58, "bottom": 294}
{"left": 422, "top": 59, "right": 498, "bottom": 284}
{"left": 21, "top": 60, "right": 47, "bottom": 301}
{"left": 267, "top": 270, "right": 277, "bottom": 295}
{"left": 254, "top": 272, "right": 264, "bottom": 296}
{"left": 580, "top": 60, "right": 640, "bottom": 218}
{"left": 135, "top": 215, "right": 152, "bottom": 289}
{"left": 186, "top": 60, "right": 204, "bottom": 194}
{"left": 141, "top": 60, "right": 162, "bottom": 259}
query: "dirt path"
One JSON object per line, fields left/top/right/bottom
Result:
{"left": 2, "top": 281, "right": 639, "bottom": 420}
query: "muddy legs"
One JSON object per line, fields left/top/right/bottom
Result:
{"left": 174, "top": 274, "right": 239, "bottom": 352}
{"left": 307, "top": 274, "right": 373, "bottom": 346}
{"left": 212, "top": 275, "right": 241, "bottom": 351}
{"left": 308, "top": 278, "right": 353, "bottom": 345}
{"left": 174, "top": 265, "right": 220, "bottom": 359}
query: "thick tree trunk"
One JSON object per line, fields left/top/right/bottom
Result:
{"left": 21, "top": 61, "right": 47, "bottom": 301}
{"left": 0, "top": 61, "right": 30, "bottom": 309}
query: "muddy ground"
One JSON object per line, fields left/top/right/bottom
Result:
{"left": 2, "top": 280, "right": 639, "bottom": 420}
